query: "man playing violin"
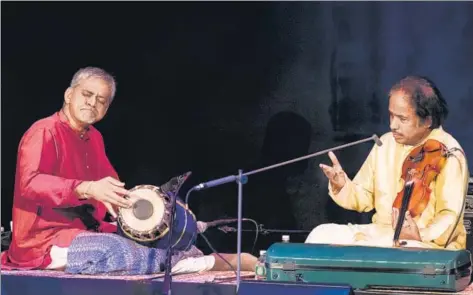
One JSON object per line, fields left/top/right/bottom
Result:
{"left": 306, "top": 75, "right": 469, "bottom": 249}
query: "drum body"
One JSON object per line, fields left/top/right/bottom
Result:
{"left": 117, "top": 184, "right": 198, "bottom": 251}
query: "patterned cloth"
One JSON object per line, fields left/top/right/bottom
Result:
{"left": 65, "top": 232, "right": 203, "bottom": 275}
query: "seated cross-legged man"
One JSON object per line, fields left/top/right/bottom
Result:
{"left": 1, "top": 66, "right": 257, "bottom": 275}
{"left": 306, "top": 76, "right": 469, "bottom": 250}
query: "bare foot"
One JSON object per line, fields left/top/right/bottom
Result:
{"left": 210, "top": 253, "right": 258, "bottom": 272}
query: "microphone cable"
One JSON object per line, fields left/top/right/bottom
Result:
{"left": 184, "top": 185, "right": 261, "bottom": 289}
{"left": 196, "top": 217, "right": 260, "bottom": 282}
{"left": 185, "top": 187, "right": 260, "bottom": 253}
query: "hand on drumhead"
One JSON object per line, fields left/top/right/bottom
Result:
{"left": 319, "top": 151, "right": 346, "bottom": 194}
{"left": 87, "top": 177, "right": 133, "bottom": 215}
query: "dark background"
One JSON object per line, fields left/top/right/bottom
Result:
{"left": 2, "top": 2, "right": 473, "bottom": 255}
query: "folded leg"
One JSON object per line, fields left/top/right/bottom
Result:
{"left": 65, "top": 232, "right": 201, "bottom": 275}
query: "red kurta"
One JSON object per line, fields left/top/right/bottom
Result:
{"left": 1, "top": 111, "right": 119, "bottom": 269}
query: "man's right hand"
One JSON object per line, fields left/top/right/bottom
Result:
{"left": 78, "top": 177, "right": 133, "bottom": 218}
{"left": 319, "top": 151, "right": 347, "bottom": 194}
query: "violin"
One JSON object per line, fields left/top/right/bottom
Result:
{"left": 392, "top": 139, "right": 450, "bottom": 247}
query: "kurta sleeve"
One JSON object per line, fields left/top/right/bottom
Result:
{"left": 18, "top": 127, "right": 84, "bottom": 207}
{"left": 328, "top": 144, "right": 377, "bottom": 213}
{"left": 420, "top": 149, "right": 469, "bottom": 247}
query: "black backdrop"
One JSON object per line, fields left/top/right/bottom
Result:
{"left": 3, "top": 2, "right": 473, "bottom": 254}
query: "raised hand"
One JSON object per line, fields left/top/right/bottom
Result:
{"left": 319, "top": 151, "right": 347, "bottom": 194}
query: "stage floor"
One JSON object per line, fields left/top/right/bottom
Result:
{"left": 1, "top": 270, "right": 472, "bottom": 295}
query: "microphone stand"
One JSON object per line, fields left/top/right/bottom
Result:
{"left": 162, "top": 192, "right": 179, "bottom": 295}
{"left": 186, "top": 134, "right": 382, "bottom": 293}
{"left": 236, "top": 169, "right": 244, "bottom": 289}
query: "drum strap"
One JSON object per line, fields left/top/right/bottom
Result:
{"left": 54, "top": 204, "right": 101, "bottom": 232}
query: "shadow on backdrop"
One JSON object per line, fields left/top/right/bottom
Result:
{"left": 194, "top": 111, "right": 313, "bottom": 254}
{"left": 244, "top": 111, "right": 313, "bottom": 251}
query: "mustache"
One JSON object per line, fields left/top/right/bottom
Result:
{"left": 81, "top": 107, "right": 97, "bottom": 113}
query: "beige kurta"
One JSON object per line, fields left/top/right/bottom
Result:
{"left": 306, "top": 127, "right": 469, "bottom": 249}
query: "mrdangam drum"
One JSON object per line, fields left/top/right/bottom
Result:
{"left": 117, "top": 184, "right": 198, "bottom": 251}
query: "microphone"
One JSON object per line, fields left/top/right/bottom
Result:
{"left": 373, "top": 134, "right": 383, "bottom": 147}
{"left": 196, "top": 218, "right": 241, "bottom": 233}
{"left": 192, "top": 175, "right": 248, "bottom": 191}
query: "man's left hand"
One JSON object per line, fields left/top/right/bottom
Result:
{"left": 392, "top": 208, "right": 421, "bottom": 242}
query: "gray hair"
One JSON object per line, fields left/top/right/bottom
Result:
{"left": 70, "top": 67, "right": 117, "bottom": 102}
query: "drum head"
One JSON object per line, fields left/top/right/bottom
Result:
{"left": 119, "top": 185, "right": 167, "bottom": 233}
{"left": 117, "top": 178, "right": 198, "bottom": 249}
